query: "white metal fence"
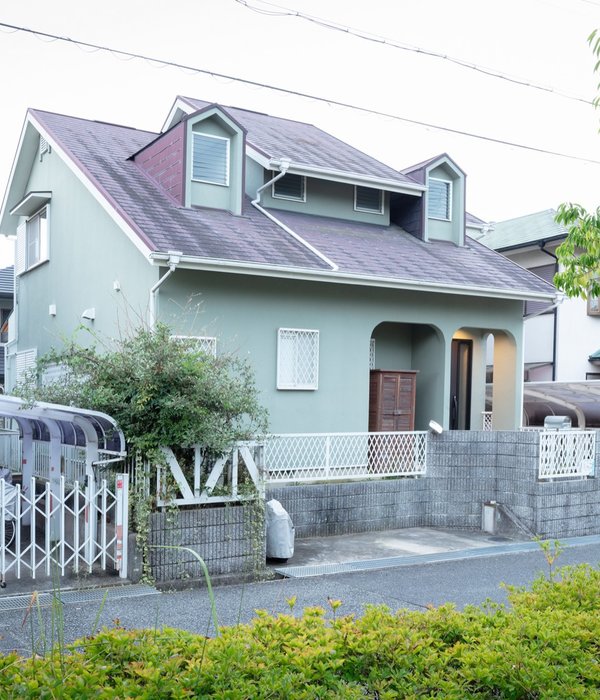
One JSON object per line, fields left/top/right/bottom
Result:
{"left": 264, "top": 431, "right": 427, "bottom": 483}
{"left": 538, "top": 430, "right": 596, "bottom": 479}
{"left": 1, "top": 474, "right": 129, "bottom": 583}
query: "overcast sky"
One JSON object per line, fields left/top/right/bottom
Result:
{"left": 0, "top": 0, "right": 599, "bottom": 266}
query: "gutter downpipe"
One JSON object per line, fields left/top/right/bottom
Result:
{"left": 149, "top": 250, "right": 182, "bottom": 328}
{"left": 540, "top": 241, "right": 560, "bottom": 381}
{"left": 251, "top": 159, "right": 338, "bottom": 271}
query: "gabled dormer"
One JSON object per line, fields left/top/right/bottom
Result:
{"left": 401, "top": 154, "right": 466, "bottom": 246}
{"left": 133, "top": 104, "right": 246, "bottom": 215}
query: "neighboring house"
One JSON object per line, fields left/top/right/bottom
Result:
{"left": 0, "top": 97, "right": 555, "bottom": 432}
{"left": 0, "top": 266, "right": 14, "bottom": 388}
{"left": 479, "top": 209, "right": 600, "bottom": 427}
{"left": 479, "top": 209, "right": 599, "bottom": 383}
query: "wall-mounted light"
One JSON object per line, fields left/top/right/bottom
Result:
{"left": 48, "top": 304, "right": 57, "bottom": 316}
{"left": 113, "top": 280, "right": 121, "bottom": 292}
{"left": 428, "top": 420, "right": 443, "bottom": 435}
{"left": 81, "top": 308, "right": 95, "bottom": 321}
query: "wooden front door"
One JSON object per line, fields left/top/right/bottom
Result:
{"left": 369, "top": 370, "right": 417, "bottom": 431}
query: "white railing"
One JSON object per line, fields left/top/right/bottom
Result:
{"left": 265, "top": 431, "right": 427, "bottom": 483}
{"left": 538, "top": 430, "right": 596, "bottom": 479}
{"left": 30, "top": 442, "right": 121, "bottom": 485}
{"left": 0, "top": 430, "right": 20, "bottom": 469}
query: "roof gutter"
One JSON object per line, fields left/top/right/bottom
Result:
{"left": 523, "top": 292, "right": 565, "bottom": 320}
{"left": 148, "top": 250, "right": 182, "bottom": 327}
{"left": 251, "top": 159, "right": 338, "bottom": 271}
{"left": 149, "top": 252, "right": 556, "bottom": 303}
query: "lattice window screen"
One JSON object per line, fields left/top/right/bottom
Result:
{"left": 277, "top": 328, "right": 319, "bottom": 390}
{"left": 369, "top": 338, "right": 376, "bottom": 370}
{"left": 170, "top": 335, "right": 217, "bottom": 357}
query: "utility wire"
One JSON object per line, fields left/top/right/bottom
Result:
{"left": 234, "top": 0, "right": 596, "bottom": 108}
{"left": 1, "top": 20, "right": 600, "bottom": 165}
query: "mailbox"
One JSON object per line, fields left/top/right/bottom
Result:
{"left": 543, "top": 415, "right": 572, "bottom": 430}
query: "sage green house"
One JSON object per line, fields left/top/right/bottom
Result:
{"left": 0, "top": 97, "right": 556, "bottom": 432}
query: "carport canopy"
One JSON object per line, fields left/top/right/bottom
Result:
{"left": 0, "top": 394, "right": 126, "bottom": 485}
{"left": 486, "top": 380, "right": 600, "bottom": 429}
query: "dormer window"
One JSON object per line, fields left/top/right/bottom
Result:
{"left": 272, "top": 173, "right": 306, "bottom": 202}
{"left": 192, "top": 133, "right": 229, "bottom": 186}
{"left": 354, "top": 186, "right": 383, "bottom": 214}
{"left": 428, "top": 178, "right": 452, "bottom": 220}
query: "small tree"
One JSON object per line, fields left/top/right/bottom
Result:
{"left": 554, "top": 29, "right": 600, "bottom": 298}
{"left": 15, "top": 323, "right": 269, "bottom": 460}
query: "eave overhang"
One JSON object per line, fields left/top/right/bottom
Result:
{"left": 149, "top": 251, "right": 557, "bottom": 303}
{"left": 10, "top": 191, "right": 52, "bottom": 217}
{"left": 247, "top": 148, "right": 424, "bottom": 196}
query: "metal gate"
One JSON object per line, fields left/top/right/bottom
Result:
{"left": 1, "top": 474, "right": 129, "bottom": 585}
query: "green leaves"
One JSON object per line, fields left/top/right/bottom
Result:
{"left": 554, "top": 204, "right": 600, "bottom": 298}
{"left": 2, "top": 564, "right": 600, "bottom": 696}
{"left": 15, "top": 323, "right": 268, "bottom": 459}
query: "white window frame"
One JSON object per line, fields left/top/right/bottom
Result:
{"left": 428, "top": 178, "right": 452, "bottom": 221}
{"left": 16, "top": 206, "right": 49, "bottom": 275}
{"left": 192, "top": 133, "right": 230, "bottom": 186}
{"left": 354, "top": 186, "right": 384, "bottom": 215}
{"left": 272, "top": 172, "right": 306, "bottom": 202}
{"left": 170, "top": 335, "right": 217, "bottom": 357}
{"left": 277, "top": 328, "right": 319, "bottom": 390}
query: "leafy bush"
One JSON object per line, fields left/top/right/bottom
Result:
{"left": 2, "top": 564, "right": 600, "bottom": 698}
{"left": 15, "top": 323, "right": 268, "bottom": 458}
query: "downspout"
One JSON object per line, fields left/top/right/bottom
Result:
{"left": 539, "top": 241, "right": 559, "bottom": 381}
{"left": 252, "top": 159, "right": 338, "bottom": 271}
{"left": 149, "top": 250, "right": 182, "bottom": 327}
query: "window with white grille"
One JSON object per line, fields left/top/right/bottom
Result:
{"left": 15, "top": 348, "right": 37, "bottom": 384}
{"left": 41, "top": 363, "right": 68, "bottom": 385}
{"left": 192, "top": 133, "right": 229, "bottom": 186}
{"left": 277, "top": 328, "right": 319, "bottom": 390}
{"left": 170, "top": 335, "right": 217, "bottom": 357}
{"left": 428, "top": 178, "right": 452, "bottom": 220}
{"left": 16, "top": 207, "right": 49, "bottom": 275}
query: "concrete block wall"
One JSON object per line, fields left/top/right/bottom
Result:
{"left": 149, "top": 503, "right": 264, "bottom": 582}
{"left": 267, "top": 430, "right": 600, "bottom": 540}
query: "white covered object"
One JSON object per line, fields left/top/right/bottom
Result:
{"left": 265, "top": 499, "right": 295, "bottom": 560}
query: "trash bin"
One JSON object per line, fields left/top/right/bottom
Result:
{"left": 265, "top": 499, "right": 295, "bottom": 561}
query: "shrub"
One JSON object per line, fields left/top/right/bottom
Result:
{"left": 1, "top": 563, "right": 600, "bottom": 698}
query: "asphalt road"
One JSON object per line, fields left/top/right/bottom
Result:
{"left": 1, "top": 539, "right": 599, "bottom": 656}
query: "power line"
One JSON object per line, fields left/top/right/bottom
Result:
{"left": 1, "top": 20, "right": 600, "bottom": 165}
{"left": 234, "top": 0, "right": 596, "bottom": 108}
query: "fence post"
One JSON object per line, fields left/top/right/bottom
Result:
{"left": 115, "top": 473, "right": 129, "bottom": 579}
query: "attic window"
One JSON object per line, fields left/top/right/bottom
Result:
{"left": 192, "top": 133, "right": 229, "bottom": 186}
{"left": 354, "top": 186, "right": 383, "bottom": 214}
{"left": 428, "top": 178, "right": 452, "bottom": 220}
{"left": 272, "top": 173, "right": 306, "bottom": 202}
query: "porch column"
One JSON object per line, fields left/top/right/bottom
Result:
{"left": 492, "top": 331, "right": 522, "bottom": 430}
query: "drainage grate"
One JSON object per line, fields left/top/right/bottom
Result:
{"left": 0, "top": 584, "right": 159, "bottom": 611}
{"left": 61, "top": 584, "right": 160, "bottom": 605}
{"left": 275, "top": 535, "right": 600, "bottom": 579}
{"left": 0, "top": 592, "right": 58, "bottom": 612}
{"left": 274, "top": 544, "right": 533, "bottom": 579}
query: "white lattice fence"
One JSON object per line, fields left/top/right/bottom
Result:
{"left": 265, "top": 431, "right": 427, "bottom": 483}
{"left": 538, "top": 430, "right": 596, "bottom": 479}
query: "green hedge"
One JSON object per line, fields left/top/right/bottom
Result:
{"left": 2, "top": 564, "right": 600, "bottom": 698}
